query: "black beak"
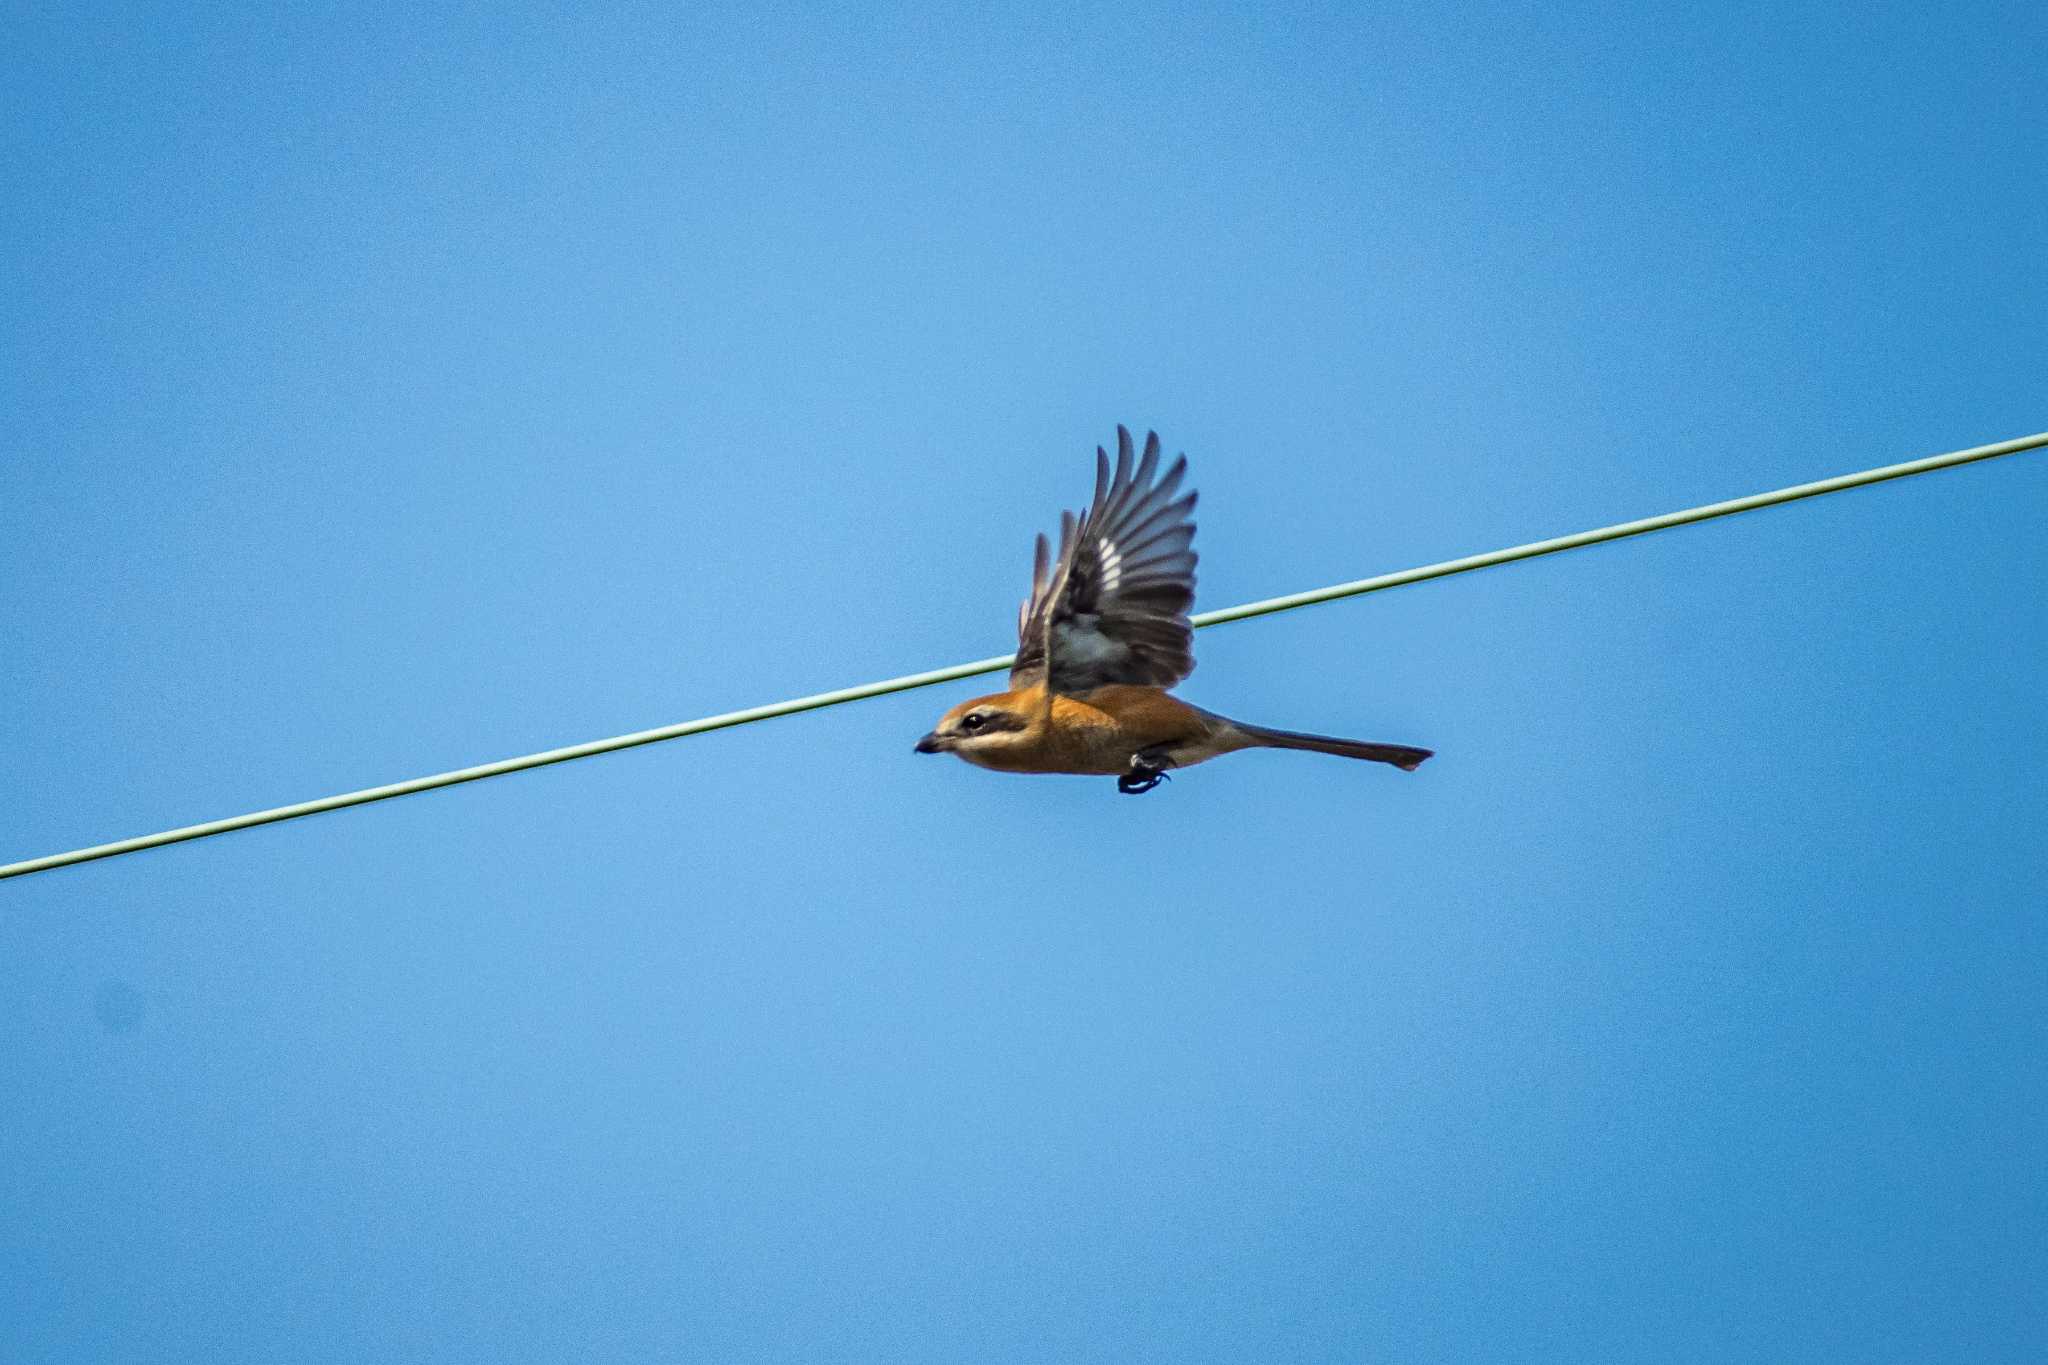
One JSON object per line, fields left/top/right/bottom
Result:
{"left": 914, "top": 732, "right": 947, "bottom": 754}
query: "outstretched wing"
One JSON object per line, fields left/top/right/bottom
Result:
{"left": 1011, "top": 426, "right": 1198, "bottom": 694}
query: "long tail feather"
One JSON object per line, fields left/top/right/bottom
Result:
{"left": 1234, "top": 722, "right": 1433, "bottom": 772}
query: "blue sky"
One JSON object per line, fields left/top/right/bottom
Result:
{"left": 4, "top": 3, "right": 2044, "bottom": 1360}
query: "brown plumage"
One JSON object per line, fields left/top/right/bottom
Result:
{"left": 915, "top": 427, "right": 1432, "bottom": 794}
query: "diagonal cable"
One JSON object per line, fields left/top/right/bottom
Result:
{"left": 4, "top": 428, "right": 2043, "bottom": 881}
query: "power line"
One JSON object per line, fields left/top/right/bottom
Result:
{"left": 5, "top": 428, "right": 2043, "bottom": 882}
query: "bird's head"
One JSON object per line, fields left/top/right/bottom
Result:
{"left": 914, "top": 692, "right": 1034, "bottom": 764}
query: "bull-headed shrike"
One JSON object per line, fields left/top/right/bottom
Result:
{"left": 916, "top": 427, "right": 1432, "bottom": 794}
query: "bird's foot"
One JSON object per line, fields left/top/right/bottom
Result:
{"left": 1118, "top": 762, "right": 1171, "bottom": 796}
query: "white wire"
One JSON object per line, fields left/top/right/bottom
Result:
{"left": 5, "top": 427, "right": 2042, "bottom": 881}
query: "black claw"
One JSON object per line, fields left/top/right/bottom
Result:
{"left": 1118, "top": 766, "right": 1171, "bottom": 796}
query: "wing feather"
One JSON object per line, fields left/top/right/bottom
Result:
{"left": 1012, "top": 426, "right": 1199, "bottom": 693}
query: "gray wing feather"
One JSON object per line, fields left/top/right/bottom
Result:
{"left": 1012, "top": 426, "right": 1199, "bottom": 692}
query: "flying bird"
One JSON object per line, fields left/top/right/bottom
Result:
{"left": 915, "top": 427, "right": 1432, "bottom": 793}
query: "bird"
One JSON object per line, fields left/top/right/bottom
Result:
{"left": 914, "top": 426, "right": 1432, "bottom": 794}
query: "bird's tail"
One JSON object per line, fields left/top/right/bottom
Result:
{"left": 1231, "top": 722, "right": 1433, "bottom": 772}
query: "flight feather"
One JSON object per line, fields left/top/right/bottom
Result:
{"left": 1011, "top": 426, "right": 1198, "bottom": 693}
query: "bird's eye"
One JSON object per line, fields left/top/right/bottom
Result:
{"left": 959, "top": 713, "right": 986, "bottom": 732}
